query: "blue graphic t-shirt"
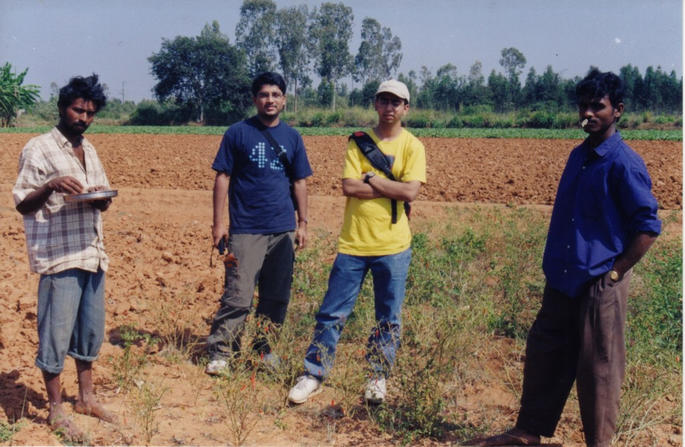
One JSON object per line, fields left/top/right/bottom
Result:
{"left": 212, "top": 117, "right": 313, "bottom": 234}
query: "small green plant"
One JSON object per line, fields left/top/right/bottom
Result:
{"left": 152, "top": 292, "right": 202, "bottom": 363}
{"left": 371, "top": 311, "right": 467, "bottom": 441}
{"left": 214, "top": 364, "right": 263, "bottom": 447}
{"left": 486, "top": 209, "right": 547, "bottom": 339}
{"left": 132, "top": 380, "right": 168, "bottom": 445}
{"left": 324, "top": 342, "right": 367, "bottom": 418}
{"left": 0, "top": 419, "right": 24, "bottom": 443}
{"left": 110, "top": 325, "right": 157, "bottom": 392}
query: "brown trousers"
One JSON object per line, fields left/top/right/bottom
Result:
{"left": 516, "top": 270, "right": 631, "bottom": 447}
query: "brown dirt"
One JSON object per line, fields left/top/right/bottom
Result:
{"left": 0, "top": 133, "right": 681, "bottom": 446}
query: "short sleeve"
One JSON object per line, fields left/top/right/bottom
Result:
{"left": 342, "top": 139, "right": 364, "bottom": 179}
{"left": 13, "top": 145, "right": 47, "bottom": 205}
{"left": 211, "top": 132, "right": 235, "bottom": 174}
{"left": 291, "top": 132, "right": 313, "bottom": 180}
{"left": 400, "top": 137, "right": 426, "bottom": 183}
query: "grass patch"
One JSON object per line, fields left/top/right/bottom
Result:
{"left": 284, "top": 205, "right": 681, "bottom": 443}
{"left": 84, "top": 205, "right": 678, "bottom": 445}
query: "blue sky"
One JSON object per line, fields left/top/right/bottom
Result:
{"left": 1, "top": 0, "right": 681, "bottom": 101}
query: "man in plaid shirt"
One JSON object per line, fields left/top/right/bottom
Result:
{"left": 13, "top": 74, "right": 116, "bottom": 441}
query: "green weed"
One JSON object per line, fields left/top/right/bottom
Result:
{"left": 214, "top": 364, "right": 264, "bottom": 447}
{"left": 132, "top": 380, "right": 168, "bottom": 445}
{"left": 110, "top": 325, "right": 157, "bottom": 392}
{"left": 628, "top": 238, "right": 682, "bottom": 357}
{"left": 0, "top": 419, "right": 24, "bottom": 443}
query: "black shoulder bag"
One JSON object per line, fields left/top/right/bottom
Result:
{"left": 260, "top": 127, "right": 298, "bottom": 211}
{"left": 348, "top": 131, "right": 410, "bottom": 224}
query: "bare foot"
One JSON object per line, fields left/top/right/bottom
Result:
{"left": 74, "top": 399, "right": 118, "bottom": 424}
{"left": 464, "top": 428, "right": 542, "bottom": 446}
{"left": 49, "top": 413, "right": 86, "bottom": 444}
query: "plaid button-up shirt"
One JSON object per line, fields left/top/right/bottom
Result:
{"left": 13, "top": 128, "right": 110, "bottom": 274}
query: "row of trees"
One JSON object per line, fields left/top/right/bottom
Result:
{"left": 147, "top": 0, "right": 681, "bottom": 124}
{"left": 149, "top": 0, "right": 403, "bottom": 122}
{"left": 1, "top": 0, "right": 681, "bottom": 126}
{"left": 399, "top": 60, "right": 682, "bottom": 115}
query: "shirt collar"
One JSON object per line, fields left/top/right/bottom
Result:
{"left": 583, "top": 131, "right": 622, "bottom": 159}
{"left": 50, "top": 126, "right": 71, "bottom": 149}
{"left": 50, "top": 126, "right": 91, "bottom": 152}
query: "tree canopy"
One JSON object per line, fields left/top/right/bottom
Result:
{"left": 95, "top": 2, "right": 685, "bottom": 124}
{"left": 309, "top": 2, "right": 354, "bottom": 109}
{"left": 235, "top": 0, "right": 278, "bottom": 77}
{"left": 0, "top": 62, "right": 40, "bottom": 127}
{"left": 353, "top": 17, "right": 402, "bottom": 85}
{"left": 148, "top": 21, "right": 251, "bottom": 124}
{"left": 275, "top": 4, "right": 312, "bottom": 112}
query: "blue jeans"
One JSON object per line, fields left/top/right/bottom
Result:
{"left": 36, "top": 268, "right": 106, "bottom": 374}
{"left": 303, "top": 248, "right": 412, "bottom": 380}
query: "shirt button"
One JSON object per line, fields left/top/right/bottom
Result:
{"left": 582, "top": 165, "right": 586, "bottom": 170}
{"left": 566, "top": 245, "right": 571, "bottom": 249}
{"left": 563, "top": 269, "right": 568, "bottom": 274}
{"left": 571, "top": 218, "right": 575, "bottom": 223}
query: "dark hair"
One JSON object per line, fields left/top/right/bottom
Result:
{"left": 251, "top": 72, "right": 286, "bottom": 96}
{"left": 58, "top": 74, "right": 107, "bottom": 112}
{"left": 575, "top": 69, "right": 624, "bottom": 108}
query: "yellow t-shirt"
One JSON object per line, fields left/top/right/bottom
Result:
{"left": 338, "top": 128, "right": 426, "bottom": 256}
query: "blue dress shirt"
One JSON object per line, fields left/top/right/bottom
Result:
{"left": 542, "top": 132, "right": 661, "bottom": 297}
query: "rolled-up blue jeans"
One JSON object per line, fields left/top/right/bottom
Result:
{"left": 303, "top": 248, "right": 411, "bottom": 380}
{"left": 36, "top": 268, "right": 106, "bottom": 374}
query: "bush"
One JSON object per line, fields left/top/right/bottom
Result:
{"left": 405, "top": 111, "right": 433, "bottom": 128}
{"left": 446, "top": 115, "right": 463, "bottom": 128}
{"left": 526, "top": 110, "right": 555, "bottom": 128}
{"left": 460, "top": 115, "right": 485, "bottom": 128}
{"left": 28, "top": 99, "right": 59, "bottom": 123}
{"left": 97, "top": 99, "right": 137, "bottom": 121}
{"left": 325, "top": 110, "right": 342, "bottom": 126}
{"left": 127, "top": 100, "right": 193, "bottom": 125}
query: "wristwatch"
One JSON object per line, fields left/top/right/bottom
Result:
{"left": 609, "top": 270, "right": 620, "bottom": 281}
{"left": 364, "top": 172, "right": 376, "bottom": 183}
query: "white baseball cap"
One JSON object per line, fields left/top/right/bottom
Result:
{"left": 375, "top": 79, "right": 410, "bottom": 103}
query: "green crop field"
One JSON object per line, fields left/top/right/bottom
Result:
{"left": 0, "top": 125, "right": 681, "bottom": 140}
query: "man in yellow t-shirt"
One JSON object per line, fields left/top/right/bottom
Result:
{"left": 289, "top": 80, "right": 426, "bottom": 405}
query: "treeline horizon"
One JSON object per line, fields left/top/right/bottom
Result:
{"left": 24, "top": 57, "right": 682, "bottom": 130}
{"left": 13, "top": 0, "right": 684, "bottom": 128}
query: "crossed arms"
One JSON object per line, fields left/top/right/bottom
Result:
{"left": 342, "top": 175, "right": 421, "bottom": 202}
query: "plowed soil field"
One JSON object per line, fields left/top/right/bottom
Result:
{"left": 0, "top": 133, "right": 681, "bottom": 446}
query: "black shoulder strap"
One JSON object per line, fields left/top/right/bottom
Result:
{"left": 349, "top": 131, "right": 395, "bottom": 181}
{"left": 260, "top": 125, "right": 299, "bottom": 211}
{"left": 349, "top": 131, "right": 407, "bottom": 224}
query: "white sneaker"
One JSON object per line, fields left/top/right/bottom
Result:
{"left": 288, "top": 375, "right": 322, "bottom": 404}
{"left": 205, "top": 359, "right": 228, "bottom": 376}
{"left": 364, "top": 377, "right": 386, "bottom": 404}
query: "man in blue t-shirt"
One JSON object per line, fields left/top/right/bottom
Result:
{"left": 206, "top": 72, "right": 313, "bottom": 375}
{"left": 469, "top": 71, "right": 661, "bottom": 447}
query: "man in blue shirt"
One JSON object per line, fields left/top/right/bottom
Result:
{"left": 470, "top": 70, "right": 661, "bottom": 447}
{"left": 206, "top": 72, "right": 313, "bottom": 375}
